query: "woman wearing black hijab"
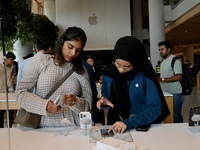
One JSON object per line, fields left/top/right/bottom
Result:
{"left": 97, "top": 36, "right": 170, "bottom": 133}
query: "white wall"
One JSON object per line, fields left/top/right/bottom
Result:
{"left": 55, "top": 0, "right": 131, "bottom": 50}
{"left": 164, "top": 0, "right": 200, "bottom": 22}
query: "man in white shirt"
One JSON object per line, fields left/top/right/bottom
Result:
{"left": 157, "top": 41, "right": 184, "bottom": 123}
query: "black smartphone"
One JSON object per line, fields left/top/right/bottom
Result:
{"left": 100, "top": 129, "right": 114, "bottom": 137}
{"left": 100, "top": 105, "right": 112, "bottom": 110}
{"left": 136, "top": 124, "right": 151, "bottom": 132}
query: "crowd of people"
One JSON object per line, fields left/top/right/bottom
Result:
{"left": 3, "top": 26, "right": 198, "bottom": 132}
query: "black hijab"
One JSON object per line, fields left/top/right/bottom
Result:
{"left": 102, "top": 36, "right": 170, "bottom": 124}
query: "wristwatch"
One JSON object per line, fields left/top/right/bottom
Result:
{"left": 162, "top": 78, "right": 165, "bottom": 82}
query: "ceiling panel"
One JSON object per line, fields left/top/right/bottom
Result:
{"left": 165, "top": 6, "right": 200, "bottom": 55}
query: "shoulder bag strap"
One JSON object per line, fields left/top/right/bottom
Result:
{"left": 44, "top": 67, "right": 75, "bottom": 99}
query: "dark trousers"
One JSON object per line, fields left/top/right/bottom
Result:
{"left": 0, "top": 110, "right": 14, "bottom": 128}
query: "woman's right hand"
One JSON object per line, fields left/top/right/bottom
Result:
{"left": 96, "top": 97, "right": 114, "bottom": 110}
{"left": 46, "top": 101, "right": 61, "bottom": 113}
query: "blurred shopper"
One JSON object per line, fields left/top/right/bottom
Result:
{"left": 0, "top": 52, "right": 16, "bottom": 128}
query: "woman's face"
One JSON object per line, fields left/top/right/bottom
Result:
{"left": 87, "top": 58, "right": 94, "bottom": 67}
{"left": 114, "top": 58, "right": 133, "bottom": 74}
{"left": 62, "top": 40, "right": 83, "bottom": 62}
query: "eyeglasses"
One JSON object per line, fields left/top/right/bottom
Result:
{"left": 114, "top": 61, "right": 133, "bottom": 71}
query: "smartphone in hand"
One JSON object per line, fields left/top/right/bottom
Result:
{"left": 54, "top": 94, "right": 64, "bottom": 107}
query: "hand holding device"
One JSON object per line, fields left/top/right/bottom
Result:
{"left": 54, "top": 93, "right": 77, "bottom": 107}
{"left": 63, "top": 93, "right": 77, "bottom": 106}
{"left": 97, "top": 97, "right": 114, "bottom": 110}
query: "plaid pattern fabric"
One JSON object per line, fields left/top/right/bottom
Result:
{"left": 16, "top": 53, "right": 92, "bottom": 127}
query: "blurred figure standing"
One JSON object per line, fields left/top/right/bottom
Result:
{"left": 0, "top": 52, "right": 16, "bottom": 128}
{"left": 86, "top": 54, "right": 102, "bottom": 82}
{"left": 158, "top": 40, "right": 184, "bottom": 123}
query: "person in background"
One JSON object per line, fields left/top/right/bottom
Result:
{"left": 86, "top": 54, "right": 102, "bottom": 82}
{"left": 17, "top": 40, "right": 51, "bottom": 85}
{"left": 23, "top": 53, "right": 34, "bottom": 59}
{"left": 82, "top": 60, "right": 104, "bottom": 124}
{"left": 85, "top": 54, "right": 104, "bottom": 124}
{"left": 97, "top": 36, "right": 169, "bottom": 133}
{"left": 16, "top": 27, "right": 92, "bottom": 127}
{"left": 184, "top": 60, "right": 192, "bottom": 69}
{"left": 158, "top": 40, "right": 184, "bottom": 123}
{"left": 191, "top": 63, "right": 200, "bottom": 86}
{"left": 13, "top": 61, "right": 18, "bottom": 77}
{"left": 0, "top": 52, "right": 16, "bottom": 128}
{"left": 16, "top": 54, "right": 34, "bottom": 85}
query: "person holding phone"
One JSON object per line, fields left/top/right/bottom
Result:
{"left": 16, "top": 27, "right": 92, "bottom": 127}
{"left": 97, "top": 36, "right": 170, "bottom": 133}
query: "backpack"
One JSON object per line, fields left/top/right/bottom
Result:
{"left": 171, "top": 57, "right": 193, "bottom": 95}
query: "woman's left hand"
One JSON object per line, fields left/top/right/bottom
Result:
{"left": 108, "top": 121, "right": 127, "bottom": 133}
{"left": 63, "top": 93, "right": 77, "bottom": 106}
{"left": 46, "top": 101, "right": 61, "bottom": 113}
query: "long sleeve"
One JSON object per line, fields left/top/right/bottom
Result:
{"left": 102, "top": 72, "right": 161, "bottom": 130}
{"left": 123, "top": 73, "right": 161, "bottom": 129}
{"left": 16, "top": 53, "right": 93, "bottom": 127}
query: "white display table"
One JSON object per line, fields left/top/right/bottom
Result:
{"left": 1, "top": 123, "right": 200, "bottom": 150}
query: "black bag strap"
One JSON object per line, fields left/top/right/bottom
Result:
{"left": 44, "top": 67, "right": 75, "bottom": 99}
{"left": 171, "top": 57, "right": 177, "bottom": 69}
{"left": 161, "top": 57, "right": 178, "bottom": 75}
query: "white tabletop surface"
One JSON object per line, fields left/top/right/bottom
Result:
{"left": 1, "top": 123, "right": 200, "bottom": 150}
{"left": 163, "top": 91, "right": 173, "bottom": 96}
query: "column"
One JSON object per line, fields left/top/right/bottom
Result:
{"left": 183, "top": 46, "right": 194, "bottom": 64}
{"left": 44, "top": 0, "right": 55, "bottom": 23}
{"left": 14, "top": 0, "right": 33, "bottom": 67}
{"left": 13, "top": 40, "right": 33, "bottom": 66}
{"left": 131, "top": 0, "right": 143, "bottom": 42}
{"left": 148, "top": 0, "right": 165, "bottom": 70}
